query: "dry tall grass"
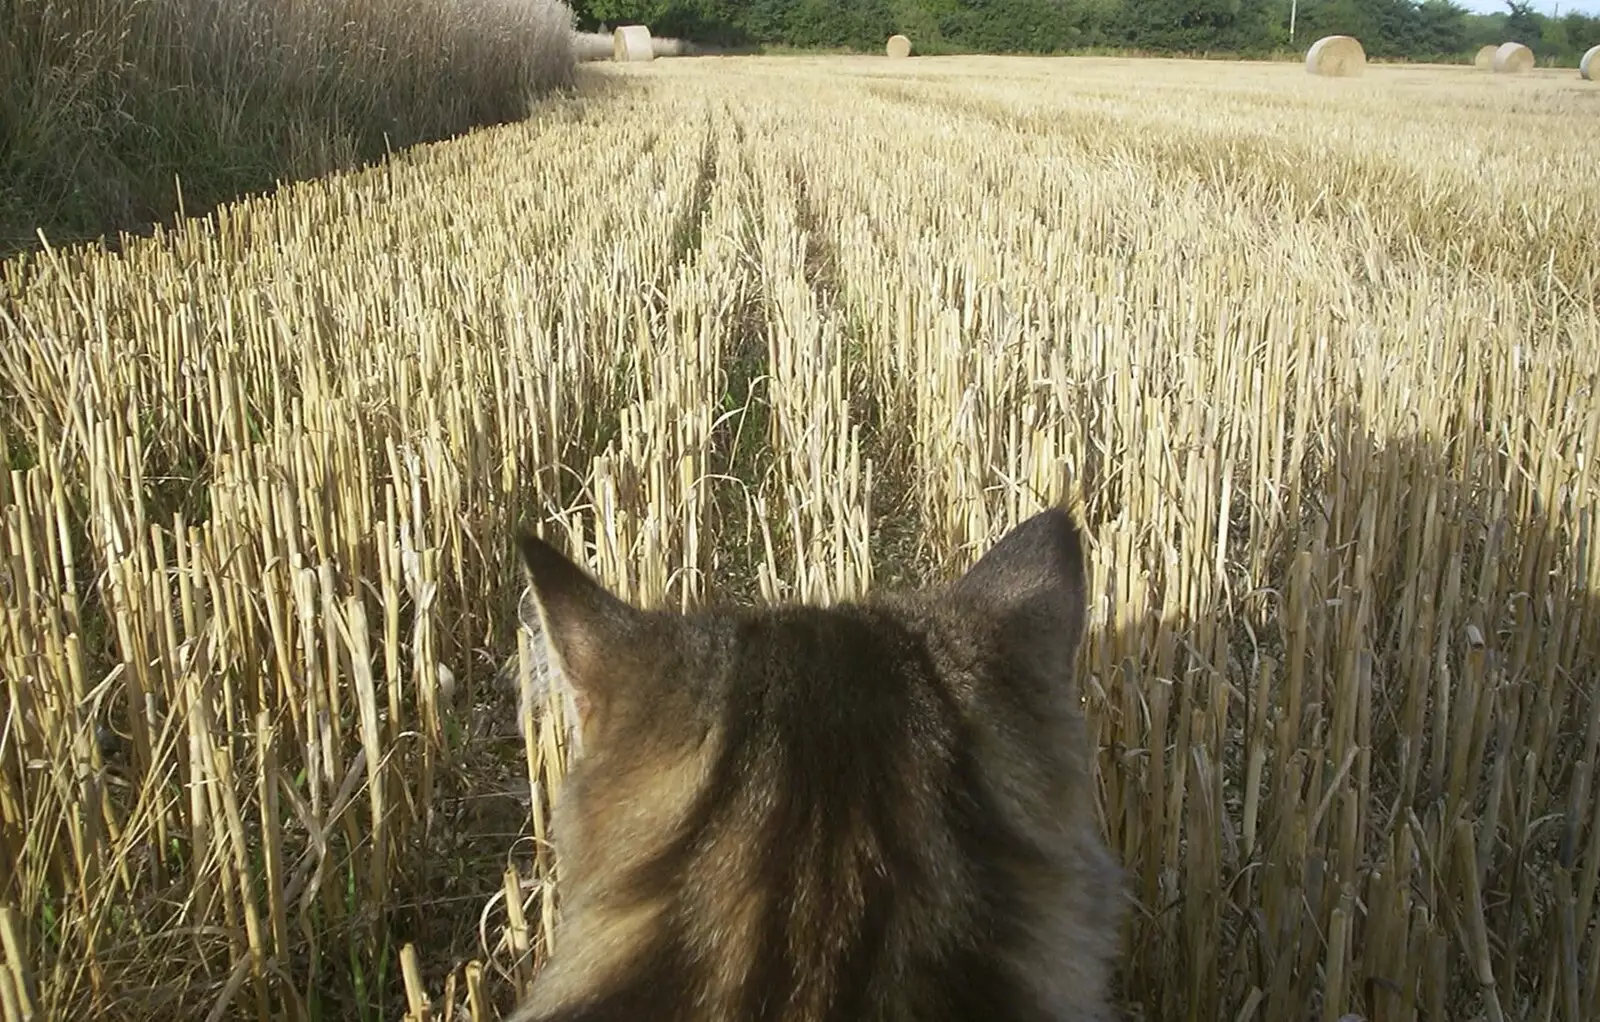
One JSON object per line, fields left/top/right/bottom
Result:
{"left": 0, "top": 0, "right": 575, "bottom": 253}
{"left": 2, "top": 55, "right": 1598, "bottom": 1022}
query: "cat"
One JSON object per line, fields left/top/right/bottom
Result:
{"left": 505, "top": 506, "right": 1125, "bottom": 1022}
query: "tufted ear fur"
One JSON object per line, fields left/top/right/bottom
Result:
{"left": 952, "top": 507, "right": 1089, "bottom": 681}
{"left": 515, "top": 529, "right": 647, "bottom": 738}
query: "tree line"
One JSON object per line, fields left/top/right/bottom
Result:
{"left": 571, "top": 0, "right": 1600, "bottom": 66}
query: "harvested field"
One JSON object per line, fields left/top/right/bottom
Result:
{"left": 2, "top": 54, "right": 1598, "bottom": 1022}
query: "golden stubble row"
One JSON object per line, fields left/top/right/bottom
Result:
{"left": 731, "top": 57, "right": 1599, "bottom": 1022}
{"left": 2, "top": 55, "right": 1598, "bottom": 1022}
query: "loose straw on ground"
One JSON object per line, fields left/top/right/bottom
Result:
{"left": 1305, "top": 36, "right": 1365, "bottom": 77}
{"left": 613, "top": 25, "right": 654, "bottom": 62}
{"left": 1492, "top": 42, "right": 1534, "bottom": 74}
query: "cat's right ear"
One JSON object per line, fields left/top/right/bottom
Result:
{"left": 952, "top": 507, "right": 1089, "bottom": 678}
{"left": 515, "top": 529, "right": 645, "bottom": 729}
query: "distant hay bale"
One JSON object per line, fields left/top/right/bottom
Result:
{"left": 886, "top": 34, "right": 912, "bottom": 59}
{"left": 575, "top": 32, "right": 613, "bottom": 63}
{"left": 1474, "top": 45, "right": 1497, "bottom": 70}
{"left": 1305, "top": 36, "right": 1365, "bottom": 77}
{"left": 1582, "top": 45, "right": 1599, "bottom": 80}
{"left": 1492, "top": 42, "right": 1534, "bottom": 74}
{"left": 613, "top": 24, "right": 654, "bottom": 62}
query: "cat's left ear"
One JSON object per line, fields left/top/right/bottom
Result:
{"left": 515, "top": 529, "right": 646, "bottom": 728}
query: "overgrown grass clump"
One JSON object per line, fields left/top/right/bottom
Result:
{"left": 0, "top": 0, "right": 575, "bottom": 253}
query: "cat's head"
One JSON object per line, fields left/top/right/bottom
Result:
{"left": 509, "top": 507, "right": 1093, "bottom": 894}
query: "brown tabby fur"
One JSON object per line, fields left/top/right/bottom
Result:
{"left": 506, "top": 507, "right": 1124, "bottom": 1022}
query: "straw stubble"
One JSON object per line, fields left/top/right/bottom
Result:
{"left": 1, "top": 52, "right": 1596, "bottom": 1022}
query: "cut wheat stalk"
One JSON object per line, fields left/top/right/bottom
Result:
{"left": 1, "top": 52, "right": 1595, "bottom": 1022}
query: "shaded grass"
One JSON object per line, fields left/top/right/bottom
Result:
{"left": 0, "top": 0, "right": 576, "bottom": 256}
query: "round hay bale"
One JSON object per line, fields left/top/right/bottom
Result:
{"left": 1474, "top": 45, "right": 1498, "bottom": 70}
{"left": 886, "top": 34, "right": 912, "bottom": 59}
{"left": 1582, "top": 44, "right": 1599, "bottom": 80}
{"left": 1305, "top": 35, "right": 1365, "bottom": 78}
{"left": 1492, "top": 41, "right": 1534, "bottom": 74}
{"left": 613, "top": 24, "right": 655, "bottom": 62}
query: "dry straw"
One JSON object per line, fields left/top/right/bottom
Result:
{"left": 1305, "top": 36, "right": 1366, "bottom": 77}
{"left": 2, "top": 53, "right": 1598, "bottom": 1022}
{"left": 1475, "top": 45, "right": 1498, "bottom": 70}
{"left": 887, "top": 34, "right": 913, "bottom": 59}
{"left": 1582, "top": 44, "right": 1599, "bottom": 80}
{"left": 613, "top": 24, "right": 655, "bottom": 62}
{"left": 1493, "top": 41, "right": 1535, "bottom": 73}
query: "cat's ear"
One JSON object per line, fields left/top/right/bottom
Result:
{"left": 953, "top": 507, "right": 1089, "bottom": 673}
{"left": 515, "top": 528, "right": 645, "bottom": 727}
